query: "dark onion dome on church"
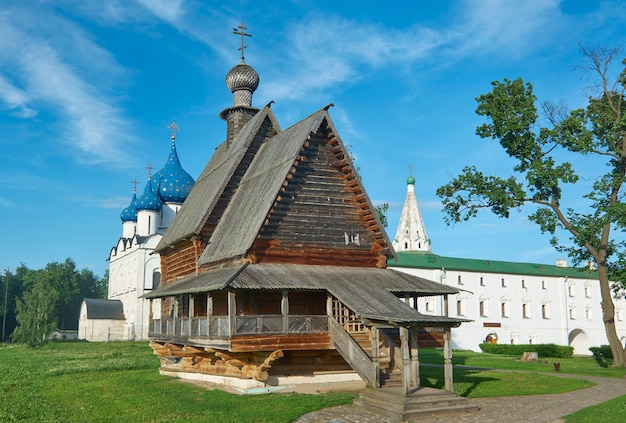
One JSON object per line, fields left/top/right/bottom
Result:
{"left": 151, "top": 137, "right": 195, "bottom": 203}
{"left": 225, "top": 61, "right": 259, "bottom": 107}
{"left": 120, "top": 191, "right": 138, "bottom": 222}
{"left": 136, "top": 176, "right": 162, "bottom": 211}
{"left": 226, "top": 62, "right": 260, "bottom": 93}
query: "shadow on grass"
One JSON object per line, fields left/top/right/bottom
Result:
{"left": 419, "top": 366, "right": 499, "bottom": 398}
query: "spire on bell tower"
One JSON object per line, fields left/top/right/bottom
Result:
{"left": 393, "top": 166, "right": 431, "bottom": 253}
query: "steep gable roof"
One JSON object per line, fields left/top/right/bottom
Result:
{"left": 197, "top": 107, "right": 395, "bottom": 265}
{"left": 156, "top": 106, "right": 280, "bottom": 252}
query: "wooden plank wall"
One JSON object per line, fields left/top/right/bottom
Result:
{"left": 254, "top": 127, "right": 388, "bottom": 267}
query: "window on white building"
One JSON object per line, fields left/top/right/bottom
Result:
{"left": 458, "top": 275, "right": 463, "bottom": 285}
{"left": 501, "top": 301, "right": 509, "bottom": 318}
{"left": 584, "top": 283, "right": 591, "bottom": 298}
{"left": 456, "top": 298, "right": 466, "bottom": 316}
{"left": 425, "top": 300, "right": 434, "bottom": 313}
{"left": 618, "top": 309, "right": 624, "bottom": 321}
{"left": 568, "top": 284, "right": 575, "bottom": 297}
{"left": 480, "top": 276, "right": 485, "bottom": 286}
{"left": 541, "top": 303, "right": 551, "bottom": 319}
{"left": 501, "top": 278, "right": 506, "bottom": 287}
{"left": 521, "top": 279, "right": 526, "bottom": 288}
{"left": 479, "top": 300, "right": 487, "bottom": 317}
{"left": 586, "top": 307, "right": 593, "bottom": 320}
{"left": 542, "top": 280, "right": 546, "bottom": 290}
{"left": 152, "top": 271, "right": 161, "bottom": 289}
{"left": 569, "top": 307, "right": 576, "bottom": 320}
{"left": 522, "top": 303, "right": 530, "bottom": 319}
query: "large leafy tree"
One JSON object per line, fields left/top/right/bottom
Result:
{"left": 7, "top": 259, "right": 106, "bottom": 343}
{"left": 436, "top": 47, "right": 626, "bottom": 366}
{"left": 13, "top": 272, "right": 59, "bottom": 347}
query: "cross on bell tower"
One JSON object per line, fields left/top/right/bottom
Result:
{"left": 233, "top": 22, "right": 252, "bottom": 63}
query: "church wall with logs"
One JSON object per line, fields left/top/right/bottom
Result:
{"left": 253, "top": 127, "right": 388, "bottom": 268}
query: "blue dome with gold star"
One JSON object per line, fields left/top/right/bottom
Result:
{"left": 120, "top": 191, "right": 138, "bottom": 222}
{"left": 136, "top": 176, "right": 162, "bottom": 211}
{"left": 151, "top": 137, "right": 195, "bottom": 204}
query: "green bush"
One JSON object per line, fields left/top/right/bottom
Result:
{"left": 589, "top": 345, "right": 613, "bottom": 359}
{"left": 479, "top": 343, "right": 574, "bottom": 358}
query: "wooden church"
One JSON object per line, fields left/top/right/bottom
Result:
{"left": 145, "top": 27, "right": 475, "bottom": 420}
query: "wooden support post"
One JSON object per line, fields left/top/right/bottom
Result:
{"left": 189, "top": 295, "right": 195, "bottom": 318}
{"left": 148, "top": 299, "right": 153, "bottom": 334}
{"left": 371, "top": 326, "right": 380, "bottom": 388}
{"left": 400, "top": 326, "right": 411, "bottom": 395}
{"left": 207, "top": 292, "right": 212, "bottom": 337}
{"left": 228, "top": 290, "right": 236, "bottom": 336}
{"left": 443, "top": 294, "right": 449, "bottom": 317}
{"left": 410, "top": 326, "right": 419, "bottom": 388}
{"left": 444, "top": 326, "right": 453, "bottom": 392}
{"left": 282, "top": 290, "right": 289, "bottom": 334}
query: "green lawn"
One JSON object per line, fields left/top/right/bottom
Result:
{"left": 0, "top": 342, "right": 353, "bottom": 423}
{"left": 0, "top": 342, "right": 623, "bottom": 422}
{"left": 418, "top": 348, "right": 626, "bottom": 378}
{"left": 563, "top": 394, "right": 626, "bottom": 422}
{"left": 419, "top": 365, "right": 594, "bottom": 398}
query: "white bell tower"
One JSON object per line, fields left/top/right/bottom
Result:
{"left": 393, "top": 166, "right": 431, "bottom": 252}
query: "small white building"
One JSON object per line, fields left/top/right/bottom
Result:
{"left": 83, "top": 127, "right": 194, "bottom": 342}
{"left": 78, "top": 298, "right": 125, "bottom": 341}
{"left": 389, "top": 175, "right": 626, "bottom": 355}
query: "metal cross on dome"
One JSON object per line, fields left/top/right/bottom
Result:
{"left": 131, "top": 178, "right": 139, "bottom": 193}
{"left": 168, "top": 121, "right": 180, "bottom": 139}
{"left": 409, "top": 163, "right": 413, "bottom": 176}
{"left": 233, "top": 22, "right": 252, "bottom": 62}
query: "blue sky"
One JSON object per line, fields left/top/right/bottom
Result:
{"left": 1, "top": 0, "right": 625, "bottom": 278}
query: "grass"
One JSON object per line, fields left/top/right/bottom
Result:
{"left": 563, "top": 394, "right": 626, "bottom": 422}
{"left": 0, "top": 342, "right": 353, "bottom": 423}
{"left": 419, "top": 365, "right": 595, "bottom": 398}
{"left": 0, "top": 342, "right": 623, "bottom": 422}
{"left": 418, "top": 348, "right": 626, "bottom": 378}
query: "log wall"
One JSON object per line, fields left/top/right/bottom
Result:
{"left": 254, "top": 127, "right": 389, "bottom": 267}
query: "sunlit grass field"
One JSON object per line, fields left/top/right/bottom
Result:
{"left": 0, "top": 342, "right": 353, "bottom": 423}
{"left": 1, "top": 342, "right": 623, "bottom": 422}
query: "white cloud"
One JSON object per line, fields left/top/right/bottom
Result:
{"left": 0, "top": 5, "right": 135, "bottom": 166}
{"left": 136, "top": 0, "right": 185, "bottom": 23}
{"left": 451, "top": 0, "right": 563, "bottom": 57}
{"left": 0, "top": 75, "right": 37, "bottom": 118}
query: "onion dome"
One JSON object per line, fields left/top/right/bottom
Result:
{"left": 152, "top": 135, "right": 195, "bottom": 203}
{"left": 120, "top": 191, "right": 138, "bottom": 222}
{"left": 407, "top": 175, "right": 416, "bottom": 185}
{"left": 136, "top": 175, "right": 162, "bottom": 211}
{"left": 225, "top": 62, "right": 260, "bottom": 107}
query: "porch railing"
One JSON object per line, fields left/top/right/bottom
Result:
{"left": 149, "top": 315, "right": 328, "bottom": 339}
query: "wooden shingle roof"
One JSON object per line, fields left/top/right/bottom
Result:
{"left": 144, "top": 263, "right": 463, "bottom": 326}
{"left": 156, "top": 106, "right": 281, "bottom": 252}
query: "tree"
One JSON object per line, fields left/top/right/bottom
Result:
{"left": 375, "top": 202, "right": 390, "bottom": 228}
{"left": 436, "top": 46, "right": 626, "bottom": 366}
{"left": 13, "top": 272, "right": 59, "bottom": 347}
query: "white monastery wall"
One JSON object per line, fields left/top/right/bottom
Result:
{"left": 391, "top": 266, "right": 626, "bottom": 355}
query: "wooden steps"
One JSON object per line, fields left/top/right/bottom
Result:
{"left": 356, "top": 386, "right": 479, "bottom": 422}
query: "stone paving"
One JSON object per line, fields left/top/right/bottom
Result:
{"left": 293, "top": 372, "right": 626, "bottom": 423}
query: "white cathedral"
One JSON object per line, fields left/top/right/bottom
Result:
{"left": 389, "top": 174, "right": 626, "bottom": 355}
{"left": 78, "top": 126, "right": 194, "bottom": 341}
